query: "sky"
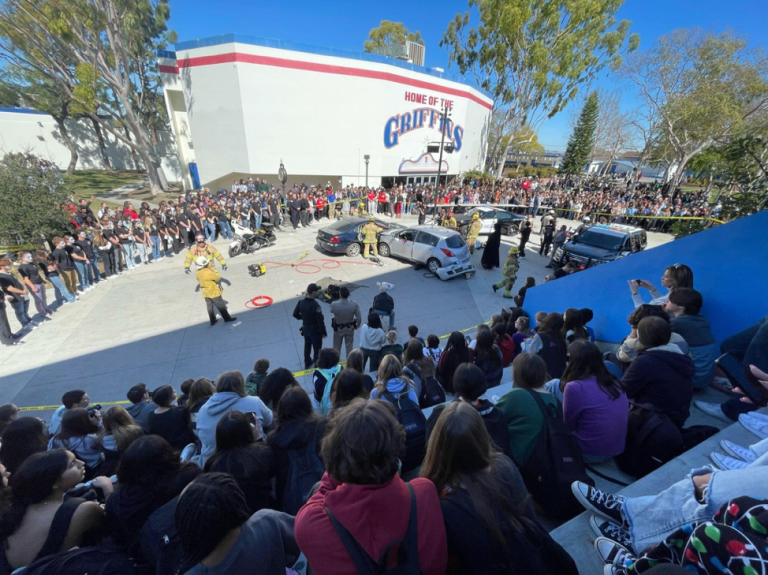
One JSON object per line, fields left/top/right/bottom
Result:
{"left": 167, "top": 0, "right": 768, "bottom": 152}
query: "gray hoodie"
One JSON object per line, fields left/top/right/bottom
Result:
{"left": 196, "top": 392, "right": 273, "bottom": 467}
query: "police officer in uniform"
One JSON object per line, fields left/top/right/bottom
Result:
{"left": 293, "top": 283, "right": 327, "bottom": 369}
{"left": 361, "top": 216, "right": 380, "bottom": 259}
{"left": 329, "top": 286, "right": 362, "bottom": 358}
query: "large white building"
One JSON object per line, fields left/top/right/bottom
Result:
{"left": 158, "top": 34, "right": 493, "bottom": 191}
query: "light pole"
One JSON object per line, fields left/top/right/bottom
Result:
{"left": 364, "top": 154, "right": 370, "bottom": 188}
{"left": 434, "top": 104, "right": 452, "bottom": 219}
{"left": 278, "top": 159, "right": 287, "bottom": 198}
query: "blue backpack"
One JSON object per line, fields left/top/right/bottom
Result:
{"left": 283, "top": 429, "right": 325, "bottom": 515}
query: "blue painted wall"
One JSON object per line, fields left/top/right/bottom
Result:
{"left": 523, "top": 211, "right": 768, "bottom": 346}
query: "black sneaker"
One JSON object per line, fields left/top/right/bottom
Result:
{"left": 590, "top": 516, "right": 633, "bottom": 550}
{"left": 572, "top": 482, "right": 626, "bottom": 526}
{"left": 492, "top": 284, "right": 498, "bottom": 293}
{"left": 210, "top": 319, "right": 218, "bottom": 326}
{"left": 224, "top": 316, "right": 238, "bottom": 323}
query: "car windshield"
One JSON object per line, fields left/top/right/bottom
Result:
{"left": 444, "top": 234, "right": 466, "bottom": 248}
{"left": 325, "top": 220, "right": 358, "bottom": 233}
{"left": 574, "top": 230, "right": 624, "bottom": 251}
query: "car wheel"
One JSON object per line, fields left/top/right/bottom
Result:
{"left": 345, "top": 243, "right": 361, "bottom": 257}
{"left": 228, "top": 245, "right": 240, "bottom": 258}
{"left": 427, "top": 258, "right": 441, "bottom": 274}
{"left": 378, "top": 243, "right": 390, "bottom": 257}
{"left": 504, "top": 224, "right": 519, "bottom": 236}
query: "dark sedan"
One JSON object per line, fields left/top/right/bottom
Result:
{"left": 316, "top": 216, "right": 405, "bottom": 257}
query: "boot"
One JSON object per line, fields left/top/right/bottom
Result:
{"left": 492, "top": 283, "right": 499, "bottom": 293}
{"left": 502, "top": 290, "right": 514, "bottom": 299}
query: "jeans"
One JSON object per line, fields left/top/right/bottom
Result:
{"left": 74, "top": 261, "right": 90, "bottom": 289}
{"left": 135, "top": 243, "right": 149, "bottom": 264}
{"left": 218, "top": 221, "right": 233, "bottom": 240}
{"left": 89, "top": 257, "right": 102, "bottom": 282}
{"left": 362, "top": 347, "right": 381, "bottom": 373}
{"left": 122, "top": 243, "right": 136, "bottom": 269}
{"left": 624, "top": 461, "right": 768, "bottom": 554}
{"left": 28, "top": 284, "right": 52, "bottom": 315}
{"left": 49, "top": 275, "right": 75, "bottom": 303}
{"left": 374, "top": 309, "right": 395, "bottom": 330}
{"left": 10, "top": 299, "right": 32, "bottom": 326}
{"left": 254, "top": 212, "right": 262, "bottom": 231}
{"left": 150, "top": 236, "right": 161, "bottom": 259}
{"left": 204, "top": 222, "right": 216, "bottom": 241}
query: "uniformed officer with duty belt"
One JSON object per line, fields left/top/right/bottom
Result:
{"left": 329, "top": 286, "right": 362, "bottom": 359}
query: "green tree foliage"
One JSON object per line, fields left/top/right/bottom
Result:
{"left": 0, "top": 153, "right": 73, "bottom": 246}
{"left": 620, "top": 28, "right": 768, "bottom": 189}
{"left": 442, "top": 0, "right": 639, "bottom": 179}
{"left": 0, "top": 0, "right": 176, "bottom": 193}
{"left": 363, "top": 21, "right": 422, "bottom": 53}
{"left": 560, "top": 92, "right": 599, "bottom": 175}
{"left": 486, "top": 108, "right": 545, "bottom": 171}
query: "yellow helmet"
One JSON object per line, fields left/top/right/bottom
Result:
{"left": 472, "top": 213, "right": 480, "bottom": 220}
{"left": 508, "top": 245, "right": 520, "bottom": 255}
{"left": 368, "top": 216, "right": 375, "bottom": 222}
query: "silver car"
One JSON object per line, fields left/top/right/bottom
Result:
{"left": 378, "top": 225, "right": 474, "bottom": 276}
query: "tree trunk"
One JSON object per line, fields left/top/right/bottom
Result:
{"left": 89, "top": 116, "right": 112, "bottom": 170}
{"left": 495, "top": 117, "right": 522, "bottom": 180}
{"left": 54, "top": 115, "right": 78, "bottom": 175}
{"left": 704, "top": 171, "right": 714, "bottom": 195}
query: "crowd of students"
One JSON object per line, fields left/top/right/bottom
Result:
{"left": 0, "top": 255, "right": 765, "bottom": 574}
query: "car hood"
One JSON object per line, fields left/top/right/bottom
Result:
{"left": 454, "top": 214, "right": 474, "bottom": 225}
{"left": 563, "top": 242, "right": 614, "bottom": 260}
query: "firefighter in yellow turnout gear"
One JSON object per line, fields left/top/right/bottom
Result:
{"left": 466, "top": 212, "right": 482, "bottom": 254}
{"left": 184, "top": 234, "right": 227, "bottom": 273}
{"left": 493, "top": 245, "right": 520, "bottom": 298}
{"left": 442, "top": 211, "right": 457, "bottom": 229}
{"left": 361, "top": 216, "right": 380, "bottom": 258}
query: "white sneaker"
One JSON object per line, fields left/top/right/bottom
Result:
{"left": 720, "top": 439, "right": 758, "bottom": 463}
{"left": 693, "top": 401, "right": 732, "bottom": 423}
{"left": 742, "top": 411, "right": 768, "bottom": 424}
{"left": 739, "top": 414, "right": 768, "bottom": 439}
{"left": 710, "top": 452, "right": 750, "bottom": 470}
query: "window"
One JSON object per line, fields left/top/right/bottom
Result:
{"left": 444, "top": 234, "right": 466, "bottom": 248}
{"left": 399, "top": 230, "right": 417, "bottom": 242}
{"left": 416, "top": 232, "right": 439, "bottom": 246}
{"left": 496, "top": 211, "right": 512, "bottom": 221}
{"left": 481, "top": 211, "right": 493, "bottom": 219}
{"left": 326, "top": 220, "right": 358, "bottom": 233}
{"left": 573, "top": 230, "right": 624, "bottom": 251}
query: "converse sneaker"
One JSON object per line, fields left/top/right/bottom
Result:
{"left": 572, "top": 482, "right": 626, "bottom": 526}
{"left": 589, "top": 516, "right": 633, "bottom": 550}
{"left": 739, "top": 413, "right": 768, "bottom": 439}
{"left": 694, "top": 401, "right": 732, "bottom": 423}
{"left": 594, "top": 537, "right": 635, "bottom": 567}
{"left": 720, "top": 439, "right": 758, "bottom": 463}
{"left": 742, "top": 411, "right": 768, "bottom": 424}
{"left": 710, "top": 452, "right": 750, "bottom": 470}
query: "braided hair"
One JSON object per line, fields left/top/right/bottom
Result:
{"left": 0, "top": 450, "right": 69, "bottom": 544}
{"left": 175, "top": 473, "right": 251, "bottom": 573}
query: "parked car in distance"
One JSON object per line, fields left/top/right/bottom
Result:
{"left": 378, "top": 225, "right": 474, "bottom": 277}
{"left": 552, "top": 223, "right": 648, "bottom": 269}
{"left": 454, "top": 206, "right": 525, "bottom": 237}
{"left": 316, "top": 216, "right": 404, "bottom": 257}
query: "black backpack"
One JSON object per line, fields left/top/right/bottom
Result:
{"left": 404, "top": 364, "right": 446, "bottom": 409}
{"left": 23, "top": 548, "right": 148, "bottom": 575}
{"left": 537, "top": 334, "right": 568, "bottom": 379}
{"left": 140, "top": 496, "right": 183, "bottom": 575}
{"left": 383, "top": 391, "right": 427, "bottom": 472}
{"left": 325, "top": 482, "right": 421, "bottom": 575}
{"left": 283, "top": 429, "right": 325, "bottom": 515}
{"left": 519, "top": 389, "right": 593, "bottom": 520}
{"left": 616, "top": 403, "right": 685, "bottom": 478}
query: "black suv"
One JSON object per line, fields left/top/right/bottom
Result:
{"left": 552, "top": 224, "right": 647, "bottom": 269}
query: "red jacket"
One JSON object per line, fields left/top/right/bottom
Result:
{"left": 295, "top": 472, "right": 447, "bottom": 575}
{"left": 316, "top": 198, "right": 325, "bottom": 210}
{"left": 378, "top": 192, "right": 387, "bottom": 203}
{"left": 367, "top": 191, "right": 376, "bottom": 201}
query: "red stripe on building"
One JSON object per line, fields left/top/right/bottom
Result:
{"left": 159, "top": 64, "right": 179, "bottom": 74}
{"left": 176, "top": 52, "right": 493, "bottom": 110}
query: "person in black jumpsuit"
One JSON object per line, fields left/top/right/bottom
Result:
{"left": 293, "top": 283, "right": 327, "bottom": 369}
{"left": 518, "top": 219, "right": 532, "bottom": 258}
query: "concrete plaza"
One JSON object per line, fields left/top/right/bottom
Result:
{"left": 1, "top": 212, "right": 671, "bottom": 421}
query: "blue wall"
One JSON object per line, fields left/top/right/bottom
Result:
{"left": 523, "top": 211, "right": 768, "bottom": 346}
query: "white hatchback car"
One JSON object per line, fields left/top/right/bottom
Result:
{"left": 378, "top": 225, "right": 475, "bottom": 278}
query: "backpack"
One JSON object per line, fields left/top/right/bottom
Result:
{"left": 23, "top": 548, "right": 148, "bottom": 575}
{"left": 283, "top": 428, "right": 326, "bottom": 515}
{"left": 404, "top": 363, "right": 446, "bottom": 409}
{"left": 616, "top": 403, "right": 685, "bottom": 478}
{"left": 519, "top": 389, "right": 593, "bottom": 520}
{"left": 325, "top": 483, "right": 421, "bottom": 575}
{"left": 383, "top": 391, "right": 427, "bottom": 472}
{"left": 140, "top": 496, "right": 183, "bottom": 575}
{"left": 536, "top": 334, "right": 568, "bottom": 379}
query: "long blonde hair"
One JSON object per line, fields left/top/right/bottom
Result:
{"left": 374, "top": 354, "right": 412, "bottom": 395}
{"left": 102, "top": 406, "right": 144, "bottom": 452}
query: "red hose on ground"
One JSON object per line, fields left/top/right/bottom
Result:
{"left": 244, "top": 295, "right": 274, "bottom": 309}
{"left": 261, "top": 258, "right": 380, "bottom": 275}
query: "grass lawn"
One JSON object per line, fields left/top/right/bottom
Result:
{"left": 62, "top": 170, "right": 180, "bottom": 207}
